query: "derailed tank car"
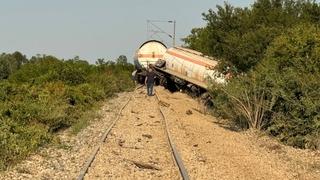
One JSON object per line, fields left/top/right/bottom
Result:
{"left": 154, "top": 47, "right": 225, "bottom": 96}
{"left": 133, "top": 40, "right": 167, "bottom": 83}
{"left": 133, "top": 40, "right": 225, "bottom": 99}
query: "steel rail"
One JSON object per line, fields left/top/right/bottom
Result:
{"left": 77, "top": 85, "right": 143, "bottom": 180}
{"left": 155, "top": 90, "right": 190, "bottom": 180}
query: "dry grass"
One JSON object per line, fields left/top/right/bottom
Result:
{"left": 223, "top": 89, "right": 271, "bottom": 130}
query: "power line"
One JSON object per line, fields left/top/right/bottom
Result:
{"left": 147, "top": 19, "right": 176, "bottom": 47}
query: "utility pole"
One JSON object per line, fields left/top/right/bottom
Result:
{"left": 168, "top": 20, "right": 176, "bottom": 47}
{"left": 147, "top": 20, "right": 176, "bottom": 47}
{"left": 173, "top": 20, "right": 176, "bottom": 47}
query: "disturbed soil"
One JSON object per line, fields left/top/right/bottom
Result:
{"left": 156, "top": 87, "right": 320, "bottom": 180}
{"left": 84, "top": 88, "right": 179, "bottom": 179}
{"left": 0, "top": 86, "right": 319, "bottom": 180}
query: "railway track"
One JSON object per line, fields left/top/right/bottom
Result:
{"left": 76, "top": 92, "right": 133, "bottom": 180}
{"left": 77, "top": 86, "right": 189, "bottom": 180}
{"left": 155, "top": 91, "right": 189, "bottom": 180}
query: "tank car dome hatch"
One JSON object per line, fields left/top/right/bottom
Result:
{"left": 134, "top": 40, "right": 167, "bottom": 70}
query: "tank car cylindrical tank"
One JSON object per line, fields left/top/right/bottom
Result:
{"left": 133, "top": 40, "right": 167, "bottom": 83}
{"left": 134, "top": 40, "right": 167, "bottom": 70}
{"left": 158, "top": 47, "right": 225, "bottom": 90}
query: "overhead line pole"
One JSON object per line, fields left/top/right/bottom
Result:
{"left": 173, "top": 20, "right": 176, "bottom": 47}
{"left": 147, "top": 19, "right": 176, "bottom": 47}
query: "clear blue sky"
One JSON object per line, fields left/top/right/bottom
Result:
{"left": 0, "top": 0, "right": 255, "bottom": 63}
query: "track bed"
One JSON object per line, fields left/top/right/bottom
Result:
{"left": 84, "top": 88, "right": 181, "bottom": 179}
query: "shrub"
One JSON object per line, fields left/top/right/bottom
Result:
{"left": 211, "top": 76, "right": 273, "bottom": 130}
{"left": 211, "top": 23, "right": 320, "bottom": 148}
{"left": 0, "top": 54, "right": 135, "bottom": 170}
{"left": 262, "top": 24, "right": 320, "bottom": 148}
{"left": 0, "top": 52, "right": 27, "bottom": 80}
{"left": 0, "top": 119, "right": 51, "bottom": 170}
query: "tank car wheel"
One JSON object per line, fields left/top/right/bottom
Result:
{"left": 160, "top": 77, "right": 167, "bottom": 87}
{"left": 137, "top": 75, "right": 145, "bottom": 84}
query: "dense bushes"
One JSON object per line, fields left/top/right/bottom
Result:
{"left": 0, "top": 118, "right": 51, "bottom": 170}
{"left": 184, "top": 0, "right": 320, "bottom": 73}
{"left": 0, "top": 52, "right": 27, "bottom": 79}
{"left": 185, "top": 0, "right": 320, "bottom": 149}
{"left": 263, "top": 24, "right": 320, "bottom": 149}
{"left": 0, "top": 54, "right": 134, "bottom": 170}
{"left": 211, "top": 23, "right": 320, "bottom": 149}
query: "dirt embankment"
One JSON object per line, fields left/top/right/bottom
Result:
{"left": 156, "top": 86, "right": 320, "bottom": 180}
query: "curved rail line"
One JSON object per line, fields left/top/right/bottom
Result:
{"left": 155, "top": 90, "right": 190, "bottom": 180}
{"left": 77, "top": 86, "right": 143, "bottom": 180}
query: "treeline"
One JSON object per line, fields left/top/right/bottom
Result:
{"left": 0, "top": 52, "right": 134, "bottom": 170}
{"left": 184, "top": 0, "right": 320, "bottom": 149}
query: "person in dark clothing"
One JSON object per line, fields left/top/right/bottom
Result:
{"left": 145, "top": 68, "right": 156, "bottom": 96}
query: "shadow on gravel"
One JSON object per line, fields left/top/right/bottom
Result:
{"left": 212, "top": 121, "right": 242, "bottom": 132}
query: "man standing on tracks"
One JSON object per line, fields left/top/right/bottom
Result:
{"left": 145, "top": 66, "right": 156, "bottom": 96}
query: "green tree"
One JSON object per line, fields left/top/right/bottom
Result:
{"left": 12, "top": 51, "right": 28, "bottom": 69}
{"left": 212, "top": 23, "right": 320, "bottom": 149}
{"left": 96, "top": 58, "right": 106, "bottom": 65}
{"left": 116, "top": 55, "right": 128, "bottom": 65}
{"left": 0, "top": 52, "right": 27, "bottom": 80}
{"left": 261, "top": 23, "right": 320, "bottom": 149}
{"left": 183, "top": 0, "right": 320, "bottom": 73}
{"left": 188, "top": 0, "right": 320, "bottom": 149}
{"left": 0, "top": 58, "right": 10, "bottom": 79}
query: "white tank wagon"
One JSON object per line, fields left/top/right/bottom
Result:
{"left": 154, "top": 47, "right": 225, "bottom": 94}
{"left": 133, "top": 40, "right": 167, "bottom": 83}
{"left": 133, "top": 40, "right": 225, "bottom": 100}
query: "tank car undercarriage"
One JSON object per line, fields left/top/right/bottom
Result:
{"left": 155, "top": 70, "right": 212, "bottom": 106}
{"left": 133, "top": 63, "right": 212, "bottom": 106}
